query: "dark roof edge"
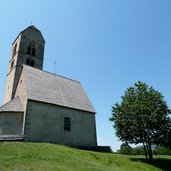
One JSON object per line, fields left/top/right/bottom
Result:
{"left": 27, "top": 98, "right": 96, "bottom": 114}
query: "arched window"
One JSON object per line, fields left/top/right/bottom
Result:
{"left": 26, "top": 58, "right": 35, "bottom": 67}
{"left": 12, "top": 43, "right": 17, "bottom": 58}
{"left": 31, "top": 60, "right": 35, "bottom": 67}
{"left": 27, "top": 44, "right": 36, "bottom": 56}
{"left": 11, "top": 60, "right": 14, "bottom": 69}
{"left": 32, "top": 47, "right": 36, "bottom": 56}
{"left": 27, "top": 45, "right": 31, "bottom": 55}
{"left": 26, "top": 58, "right": 30, "bottom": 65}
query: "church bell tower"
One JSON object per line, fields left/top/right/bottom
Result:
{"left": 3, "top": 26, "right": 45, "bottom": 104}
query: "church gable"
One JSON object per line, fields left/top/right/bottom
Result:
{"left": 21, "top": 26, "right": 45, "bottom": 42}
{"left": 12, "top": 25, "right": 45, "bottom": 45}
{"left": 22, "top": 65, "right": 96, "bottom": 114}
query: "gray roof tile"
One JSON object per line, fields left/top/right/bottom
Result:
{"left": 23, "top": 65, "right": 96, "bottom": 113}
{"left": 0, "top": 96, "right": 23, "bottom": 112}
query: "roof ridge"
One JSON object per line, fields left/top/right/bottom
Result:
{"left": 23, "top": 64, "right": 80, "bottom": 84}
{"left": 22, "top": 25, "right": 40, "bottom": 33}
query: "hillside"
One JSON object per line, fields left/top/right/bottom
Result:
{"left": 0, "top": 142, "right": 170, "bottom": 171}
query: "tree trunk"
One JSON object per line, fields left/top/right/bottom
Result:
{"left": 142, "top": 141, "right": 148, "bottom": 160}
{"left": 147, "top": 141, "right": 153, "bottom": 160}
{"left": 144, "top": 137, "right": 153, "bottom": 161}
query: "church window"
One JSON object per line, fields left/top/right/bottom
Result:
{"left": 27, "top": 44, "right": 36, "bottom": 56}
{"left": 64, "top": 117, "right": 71, "bottom": 131}
{"left": 27, "top": 45, "right": 31, "bottom": 55}
{"left": 31, "top": 60, "right": 35, "bottom": 67}
{"left": 10, "top": 60, "right": 14, "bottom": 69}
{"left": 12, "top": 43, "right": 17, "bottom": 58}
{"left": 26, "top": 58, "right": 30, "bottom": 65}
{"left": 26, "top": 58, "right": 35, "bottom": 67}
{"left": 32, "top": 47, "right": 36, "bottom": 56}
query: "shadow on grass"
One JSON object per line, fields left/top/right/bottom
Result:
{"left": 130, "top": 157, "right": 171, "bottom": 171}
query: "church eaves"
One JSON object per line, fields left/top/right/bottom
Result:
{"left": 22, "top": 65, "right": 96, "bottom": 114}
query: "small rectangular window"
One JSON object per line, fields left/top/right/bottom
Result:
{"left": 10, "top": 60, "right": 14, "bottom": 69}
{"left": 64, "top": 117, "right": 71, "bottom": 131}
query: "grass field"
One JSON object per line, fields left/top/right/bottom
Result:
{"left": 0, "top": 142, "right": 170, "bottom": 171}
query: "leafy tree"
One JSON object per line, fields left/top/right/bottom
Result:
{"left": 110, "top": 81, "right": 171, "bottom": 160}
{"left": 131, "top": 146, "right": 145, "bottom": 155}
{"left": 118, "top": 142, "right": 132, "bottom": 155}
{"left": 153, "top": 117, "right": 171, "bottom": 149}
{"left": 153, "top": 146, "right": 171, "bottom": 155}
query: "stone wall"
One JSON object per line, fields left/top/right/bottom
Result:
{"left": 0, "top": 112, "right": 23, "bottom": 135}
{"left": 24, "top": 100, "right": 97, "bottom": 147}
{"left": 14, "top": 70, "right": 27, "bottom": 107}
{"left": 3, "top": 36, "right": 22, "bottom": 104}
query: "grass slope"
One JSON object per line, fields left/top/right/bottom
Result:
{"left": 0, "top": 142, "right": 170, "bottom": 171}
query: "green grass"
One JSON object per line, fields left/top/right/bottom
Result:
{"left": 0, "top": 142, "right": 170, "bottom": 171}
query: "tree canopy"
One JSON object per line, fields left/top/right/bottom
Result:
{"left": 110, "top": 81, "right": 171, "bottom": 160}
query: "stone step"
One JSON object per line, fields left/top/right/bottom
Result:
{"left": 0, "top": 135, "right": 24, "bottom": 141}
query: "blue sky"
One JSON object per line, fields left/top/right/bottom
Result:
{"left": 0, "top": 0, "right": 171, "bottom": 151}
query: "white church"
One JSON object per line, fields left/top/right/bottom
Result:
{"left": 0, "top": 26, "right": 97, "bottom": 148}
